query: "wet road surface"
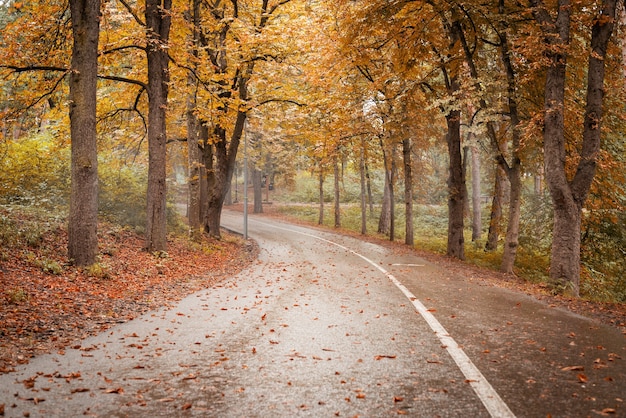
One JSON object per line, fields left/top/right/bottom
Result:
{"left": 0, "top": 211, "right": 624, "bottom": 417}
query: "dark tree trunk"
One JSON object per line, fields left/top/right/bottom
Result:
{"left": 144, "top": 0, "right": 172, "bottom": 252}
{"left": 365, "top": 163, "right": 374, "bottom": 215}
{"left": 185, "top": 0, "right": 202, "bottom": 241}
{"left": 485, "top": 165, "right": 505, "bottom": 252}
{"left": 334, "top": 156, "right": 341, "bottom": 228}
{"left": 204, "top": 112, "right": 245, "bottom": 238}
{"left": 253, "top": 165, "right": 263, "bottom": 214}
{"left": 318, "top": 170, "right": 324, "bottom": 225}
{"left": 359, "top": 142, "right": 367, "bottom": 235}
{"left": 446, "top": 109, "right": 465, "bottom": 260}
{"left": 532, "top": 0, "right": 618, "bottom": 295}
{"left": 378, "top": 168, "right": 391, "bottom": 235}
{"left": 470, "top": 145, "right": 482, "bottom": 242}
{"left": 67, "top": 0, "right": 100, "bottom": 266}
{"left": 403, "top": 138, "right": 414, "bottom": 246}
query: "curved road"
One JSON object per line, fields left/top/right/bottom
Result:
{"left": 0, "top": 211, "right": 624, "bottom": 417}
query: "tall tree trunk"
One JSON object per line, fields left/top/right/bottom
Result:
{"left": 446, "top": 109, "right": 465, "bottom": 259}
{"left": 144, "top": 0, "right": 172, "bottom": 252}
{"left": 204, "top": 111, "right": 245, "bottom": 238}
{"left": 359, "top": 143, "right": 367, "bottom": 235}
{"left": 403, "top": 138, "right": 414, "bottom": 246}
{"left": 532, "top": 0, "right": 618, "bottom": 295}
{"left": 378, "top": 172, "right": 391, "bottom": 235}
{"left": 185, "top": 0, "right": 202, "bottom": 241}
{"left": 485, "top": 165, "right": 505, "bottom": 251}
{"left": 498, "top": 6, "right": 524, "bottom": 274}
{"left": 471, "top": 145, "right": 482, "bottom": 242}
{"left": 365, "top": 163, "right": 374, "bottom": 215}
{"left": 318, "top": 169, "right": 324, "bottom": 225}
{"left": 67, "top": 0, "right": 100, "bottom": 266}
{"left": 253, "top": 165, "right": 263, "bottom": 214}
{"left": 334, "top": 156, "right": 341, "bottom": 228}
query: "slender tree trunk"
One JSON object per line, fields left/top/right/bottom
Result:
{"left": 185, "top": 0, "right": 201, "bottom": 241}
{"left": 498, "top": 7, "right": 524, "bottom": 273}
{"left": 378, "top": 167, "right": 391, "bottom": 235}
{"left": 334, "top": 156, "right": 341, "bottom": 228}
{"left": 318, "top": 169, "right": 324, "bottom": 225}
{"left": 359, "top": 142, "right": 367, "bottom": 235}
{"left": 485, "top": 165, "right": 505, "bottom": 251}
{"left": 463, "top": 146, "right": 471, "bottom": 219}
{"left": 144, "top": 0, "right": 172, "bottom": 252}
{"left": 403, "top": 138, "right": 414, "bottom": 246}
{"left": 471, "top": 145, "right": 482, "bottom": 242}
{"left": 365, "top": 163, "right": 374, "bottom": 216}
{"left": 253, "top": 165, "right": 263, "bottom": 214}
{"left": 67, "top": 0, "right": 100, "bottom": 266}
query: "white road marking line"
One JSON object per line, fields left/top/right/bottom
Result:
{"left": 251, "top": 220, "right": 516, "bottom": 418}
{"left": 392, "top": 263, "right": 425, "bottom": 267}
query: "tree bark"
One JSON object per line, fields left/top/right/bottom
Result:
{"left": 485, "top": 165, "right": 505, "bottom": 252}
{"left": 470, "top": 145, "right": 482, "bottom": 242}
{"left": 67, "top": 0, "right": 100, "bottom": 266}
{"left": 333, "top": 156, "right": 341, "bottom": 228}
{"left": 185, "top": 0, "right": 202, "bottom": 241}
{"left": 318, "top": 170, "right": 324, "bottom": 225}
{"left": 144, "top": 0, "right": 172, "bottom": 252}
{"left": 532, "top": 0, "right": 619, "bottom": 295}
{"left": 359, "top": 143, "right": 367, "bottom": 235}
{"left": 446, "top": 109, "right": 465, "bottom": 260}
{"left": 253, "top": 165, "right": 263, "bottom": 214}
{"left": 403, "top": 137, "right": 414, "bottom": 246}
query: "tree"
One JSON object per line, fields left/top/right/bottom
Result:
{"left": 144, "top": 0, "right": 172, "bottom": 252}
{"left": 67, "top": 0, "right": 101, "bottom": 266}
{"left": 531, "top": 0, "right": 621, "bottom": 295}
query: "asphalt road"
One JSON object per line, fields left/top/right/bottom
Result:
{"left": 0, "top": 211, "right": 624, "bottom": 417}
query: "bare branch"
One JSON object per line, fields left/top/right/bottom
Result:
{"left": 118, "top": 0, "right": 146, "bottom": 26}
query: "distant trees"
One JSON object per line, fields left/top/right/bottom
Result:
{"left": 1, "top": 0, "right": 624, "bottom": 298}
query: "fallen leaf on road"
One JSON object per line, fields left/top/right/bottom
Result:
{"left": 104, "top": 387, "right": 124, "bottom": 394}
{"left": 375, "top": 355, "right": 397, "bottom": 360}
{"left": 561, "top": 365, "right": 584, "bottom": 371}
{"left": 577, "top": 373, "right": 588, "bottom": 383}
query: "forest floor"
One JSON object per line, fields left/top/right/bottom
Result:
{"left": 1, "top": 204, "right": 624, "bottom": 375}
{"left": 0, "top": 212, "right": 258, "bottom": 373}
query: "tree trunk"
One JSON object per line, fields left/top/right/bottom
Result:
{"left": 501, "top": 165, "right": 522, "bottom": 273}
{"left": 253, "top": 165, "right": 263, "bottom": 214}
{"left": 185, "top": 0, "right": 202, "bottom": 241}
{"left": 403, "top": 138, "right": 414, "bottom": 246}
{"left": 333, "top": 156, "right": 341, "bottom": 228}
{"left": 378, "top": 168, "right": 391, "bottom": 235}
{"left": 144, "top": 0, "right": 172, "bottom": 252}
{"left": 67, "top": 0, "right": 100, "bottom": 266}
{"left": 471, "top": 145, "right": 482, "bottom": 242}
{"left": 204, "top": 111, "right": 245, "bottom": 238}
{"left": 365, "top": 163, "right": 374, "bottom": 215}
{"left": 318, "top": 170, "right": 324, "bottom": 225}
{"left": 533, "top": 0, "right": 618, "bottom": 295}
{"left": 485, "top": 165, "right": 505, "bottom": 252}
{"left": 446, "top": 109, "right": 465, "bottom": 260}
{"left": 359, "top": 143, "right": 367, "bottom": 235}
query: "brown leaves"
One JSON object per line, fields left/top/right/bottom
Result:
{"left": 0, "top": 220, "right": 256, "bottom": 370}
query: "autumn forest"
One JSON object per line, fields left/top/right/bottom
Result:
{"left": 1, "top": 0, "right": 625, "bottom": 303}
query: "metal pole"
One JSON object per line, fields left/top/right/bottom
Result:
{"left": 243, "top": 119, "right": 248, "bottom": 240}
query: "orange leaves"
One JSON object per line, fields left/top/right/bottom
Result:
{"left": 0, "top": 214, "right": 255, "bottom": 370}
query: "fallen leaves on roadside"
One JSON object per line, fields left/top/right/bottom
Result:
{"left": 0, "top": 214, "right": 258, "bottom": 371}
{"left": 374, "top": 355, "right": 397, "bottom": 360}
